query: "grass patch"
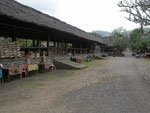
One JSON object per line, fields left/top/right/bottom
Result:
{"left": 69, "top": 70, "right": 78, "bottom": 73}
{"left": 40, "top": 70, "right": 79, "bottom": 80}
{"left": 61, "top": 70, "right": 78, "bottom": 77}
{"left": 140, "top": 59, "right": 150, "bottom": 63}
{"left": 18, "top": 82, "right": 34, "bottom": 88}
{"left": 81, "top": 60, "right": 103, "bottom": 67}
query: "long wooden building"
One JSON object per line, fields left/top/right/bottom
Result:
{"left": 0, "top": 0, "right": 107, "bottom": 56}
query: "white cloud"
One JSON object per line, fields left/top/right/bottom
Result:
{"left": 16, "top": 0, "right": 139, "bottom": 32}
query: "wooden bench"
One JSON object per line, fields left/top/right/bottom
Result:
{"left": 3, "top": 64, "right": 28, "bottom": 81}
{"left": 39, "top": 56, "right": 56, "bottom": 71}
{"left": 8, "top": 66, "right": 22, "bottom": 81}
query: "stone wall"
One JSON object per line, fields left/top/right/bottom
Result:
{"left": 0, "top": 58, "right": 27, "bottom": 67}
{"left": 0, "top": 57, "right": 43, "bottom": 68}
{"left": 0, "top": 53, "right": 103, "bottom": 68}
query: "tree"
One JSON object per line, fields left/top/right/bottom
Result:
{"left": 16, "top": 39, "right": 33, "bottom": 47}
{"left": 118, "top": 0, "right": 150, "bottom": 33}
{"left": 109, "top": 27, "right": 129, "bottom": 53}
{"left": 129, "top": 28, "right": 148, "bottom": 51}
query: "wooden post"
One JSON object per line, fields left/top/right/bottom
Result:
{"left": 83, "top": 41, "right": 85, "bottom": 54}
{"left": 12, "top": 26, "right": 16, "bottom": 42}
{"left": 54, "top": 40, "right": 56, "bottom": 55}
{"left": 57, "top": 42, "right": 59, "bottom": 47}
{"left": 26, "top": 39, "right": 27, "bottom": 47}
{"left": 90, "top": 42, "right": 93, "bottom": 54}
{"left": 94, "top": 43, "right": 96, "bottom": 53}
{"left": 37, "top": 40, "right": 40, "bottom": 47}
{"left": 74, "top": 41, "right": 76, "bottom": 54}
{"left": 72, "top": 42, "right": 75, "bottom": 54}
{"left": 86, "top": 42, "right": 88, "bottom": 54}
{"left": 92, "top": 42, "right": 94, "bottom": 53}
{"left": 33, "top": 40, "right": 35, "bottom": 47}
{"left": 77, "top": 41, "right": 79, "bottom": 54}
{"left": 88, "top": 42, "right": 90, "bottom": 53}
{"left": 54, "top": 38, "right": 57, "bottom": 55}
{"left": 65, "top": 42, "right": 67, "bottom": 54}
{"left": 80, "top": 42, "right": 82, "bottom": 54}
{"left": 99, "top": 44, "right": 101, "bottom": 53}
{"left": 62, "top": 39, "right": 65, "bottom": 55}
{"left": 47, "top": 35, "right": 50, "bottom": 56}
{"left": 12, "top": 37, "right": 16, "bottom": 42}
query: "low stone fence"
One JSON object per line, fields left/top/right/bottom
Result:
{"left": 0, "top": 57, "right": 42, "bottom": 68}
{"left": 0, "top": 53, "right": 103, "bottom": 68}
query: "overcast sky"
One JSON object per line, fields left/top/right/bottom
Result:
{"left": 16, "top": 0, "right": 139, "bottom": 32}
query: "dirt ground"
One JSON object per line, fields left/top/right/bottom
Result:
{"left": 1, "top": 51, "right": 150, "bottom": 113}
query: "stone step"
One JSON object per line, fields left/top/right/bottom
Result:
{"left": 54, "top": 59, "right": 86, "bottom": 70}
{"left": 93, "top": 54, "right": 105, "bottom": 60}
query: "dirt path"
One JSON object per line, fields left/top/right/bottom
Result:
{"left": 1, "top": 56, "right": 150, "bottom": 113}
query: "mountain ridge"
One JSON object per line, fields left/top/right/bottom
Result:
{"left": 92, "top": 30, "right": 111, "bottom": 37}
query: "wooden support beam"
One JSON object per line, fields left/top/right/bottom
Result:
{"left": 54, "top": 40, "right": 56, "bottom": 55}
{"left": 62, "top": 39, "right": 65, "bottom": 55}
{"left": 37, "top": 40, "right": 40, "bottom": 47}
{"left": 57, "top": 42, "right": 59, "bottom": 47}
{"left": 77, "top": 41, "right": 80, "bottom": 54}
{"left": 26, "top": 39, "right": 27, "bottom": 47}
{"left": 72, "top": 42, "right": 75, "bottom": 54}
{"left": 65, "top": 43, "right": 67, "bottom": 48}
{"left": 12, "top": 37, "right": 16, "bottom": 42}
{"left": 92, "top": 42, "right": 95, "bottom": 53}
{"left": 54, "top": 39, "right": 57, "bottom": 55}
{"left": 90, "top": 43, "right": 93, "bottom": 54}
{"left": 80, "top": 42, "right": 82, "bottom": 54}
{"left": 99, "top": 44, "right": 101, "bottom": 53}
{"left": 86, "top": 42, "right": 88, "bottom": 54}
{"left": 47, "top": 35, "right": 50, "bottom": 56}
{"left": 33, "top": 40, "right": 35, "bottom": 47}
{"left": 65, "top": 42, "right": 67, "bottom": 54}
{"left": 88, "top": 42, "right": 90, "bottom": 53}
{"left": 12, "top": 26, "right": 16, "bottom": 42}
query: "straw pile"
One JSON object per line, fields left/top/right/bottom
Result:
{"left": 0, "top": 40, "right": 21, "bottom": 59}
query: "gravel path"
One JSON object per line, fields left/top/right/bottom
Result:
{"left": 59, "top": 57, "right": 150, "bottom": 113}
{"left": 0, "top": 54, "right": 150, "bottom": 113}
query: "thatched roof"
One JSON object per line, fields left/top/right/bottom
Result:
{"left": 0, "top": 0, "right": 105, "bottom": 44}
